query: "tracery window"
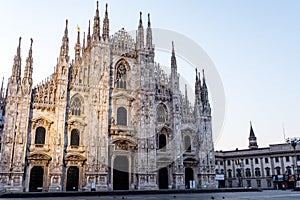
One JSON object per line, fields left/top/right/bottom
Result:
{"left": 70, "top": 129, "right": 80, "bottom": 146}
{"left": 184, "top": 135, "right": 191, "bottom": 152}
{"left": 157, "top": 104, "right": 167, "bottom": 123}
{"left": 116, "top": 64, "right": 127, "bottom": 89}
{"left": 117, "top": 107, "right": 127, "bottom": 126}
{"left": 71, "top": 96, "right": 82, "bottom": 116}
{"left": 35, "top": 127, "right": 46, "bottom": 144}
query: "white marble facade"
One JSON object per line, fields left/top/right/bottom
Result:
{"left": 0, "top": 2, "right": 215, "bottom": 192}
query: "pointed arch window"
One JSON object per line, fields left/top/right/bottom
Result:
{"left": 35, "top": 127, "right": 46, "bottom": 144}
{"left": 158, "top": 134, "right": 167, "bottom": 151}
{"left": 71, "top": 96, "right": 82, "bottom": 116}
{"left": 157, "top": 104, "right": 167, "bottom": 123}
{"left": 116, "top": 64, "right": 127, "bottom": 89}
{"left": 70, "top": 129, "right": 80, "bottom": 146}
{"left": 184, "top": 135, "right": 192, "bottom": 152}
{"left": 117, "top": 107, "right": 127, "bottom": 126}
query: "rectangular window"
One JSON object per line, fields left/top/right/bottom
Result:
{"left": 246, "top": 169, "right": 251, "bottom": 178}
{"left": 255, "top": 169, "right": 261, "bottom": 177}
{"left": 227, "top": 160, "right": 231, "bottom": 165}
{"left": 286, "top": 156, "right": 290, "bottom": 162}
{"left": 265, "top": 157, "right": 269, "bottom": 163}
{"left": 215, "top": 160, "right": 218, "bottom": 165}
{"left": 276, "top": 167, "right": 281, "bottom": 175}
{"left": 287, "top": 167, "right": 292, "bottom": 175}
{"left": 255, "top": 158, "right": 259, "bottom": 164}
{"left": 266, "top": 168, "right": 270, "bottom": 177}
{"left": 220, "top": 161, "right": 223, "bottom": 166}
{"left": 275, "top": 157, "right": 279, "bottom": 163}
{"left": 228, "top": 170, "right": 232, "bottom": 178}
{"left": 247, "top": 180, "right": 251, "bottom": 187}
{"left": 256, "top": 180, "right": 261, "bottom": 187}
{"left": 245, "top": 159, "right": 249, "bottom": 165}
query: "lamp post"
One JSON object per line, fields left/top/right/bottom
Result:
{"left": 286, "top": 137, "right": 300, "bottom": 188}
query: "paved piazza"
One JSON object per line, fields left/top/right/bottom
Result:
{"left": 1, "top": 190, "right": 300, "bottom": 200}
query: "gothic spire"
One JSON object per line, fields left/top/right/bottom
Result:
{"left": 248, "top": 121, "right": 258, "bottom": 149}
{"left": 171, "top": 41, "right": 177, "bottom": 70}
{"left": 146, "top": 13, "right": 152, "bottom": 48}
{"left": 185, "top": 84, "right": 188, "bottom": 105}
{"left": 195, "top": 68, "right": 201, "bottom": 99}
{"left": 87, "top": 20, "right": 91, "bottom": 47}
{"left": 74, "top": 26, "right": 81, "bottom": 61}
{"left": 59, "top": 20, "right": 69, "bottom": 60}
{"left": 0, "top": 77, "right": 4, "bottom": 98}
{"left": 201, "top": 69, "right": 209, "bottom": 103}
{"left": 11, "top": 37, "right": 22, "bottom": 84}
{"left": 82, "top": 32, "right": 86, "bottom": 54}
{"left": 102, "top": 3, "right": 109, "bottom": 41}
{"left": 139, "top": 11, "right": 143, "bottom": 28}
{"left": 92, "top": 1, "right": 101, "bottom": 41}
{"left": 137, "top": 11, "right": 144, "bottom": 49}
{"left": 22, "top": 38, "right": 33, "bottom": 86}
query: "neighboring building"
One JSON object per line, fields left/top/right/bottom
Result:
{"left": 0, "top": 2, "right": 215, "bottom": 192}
{"left": 215, "top": 123, "right": 300, "bottom": 189}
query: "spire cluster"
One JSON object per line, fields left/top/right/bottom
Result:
{"left": 194, "top": 68, "right": 211, "bottom": 116}
{"left": 10, "top": 37, "right": 34, "bottom": 88}
{"left": 81, "top": 2, "right": 110, "bottom": 53}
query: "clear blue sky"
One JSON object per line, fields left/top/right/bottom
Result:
{"left": 0, "top": 0, "right": 300, "bottom": 150}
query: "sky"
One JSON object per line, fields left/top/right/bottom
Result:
{"left": 0, "top": 0, "right": 300, "bottom": 151}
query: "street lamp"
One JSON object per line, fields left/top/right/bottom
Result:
{"left": 286, "top": 137, "right": 300, "bottom": 188}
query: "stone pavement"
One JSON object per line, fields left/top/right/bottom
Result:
{"left": 1, "top": 190, "right": 300, "bottom": 200}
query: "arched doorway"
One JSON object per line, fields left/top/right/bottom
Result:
{"left": 66, "top": 166, "right": 79, "bottom": 191}
{"left": 113, "top": 156, "right": 129, "bottom": 190}
{"left": 158, "top": 167, "right": 168, "bottom": 189}
{"left": 185, "top": 168, "right": 194, "bottom": 189}
{"left": 29, "top": 166, "right": 44, "bottom": 192}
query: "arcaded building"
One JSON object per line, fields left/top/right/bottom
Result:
{"left": 0, "top": 2, "right": 215, "bottom": 192}
{"left": 215, "top": 123, "right": 300, "bottom": 189}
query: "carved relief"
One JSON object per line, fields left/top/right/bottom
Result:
{"left": 27, "top": 153, "right": 52, "bottom": 166}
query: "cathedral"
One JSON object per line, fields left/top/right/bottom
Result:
{"left": 0, "top": 2, "right": 215, "bottom": 192}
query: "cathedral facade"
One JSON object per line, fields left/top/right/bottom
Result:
{"left": 0, "top": 2, "right": 215, "bottom": 192}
